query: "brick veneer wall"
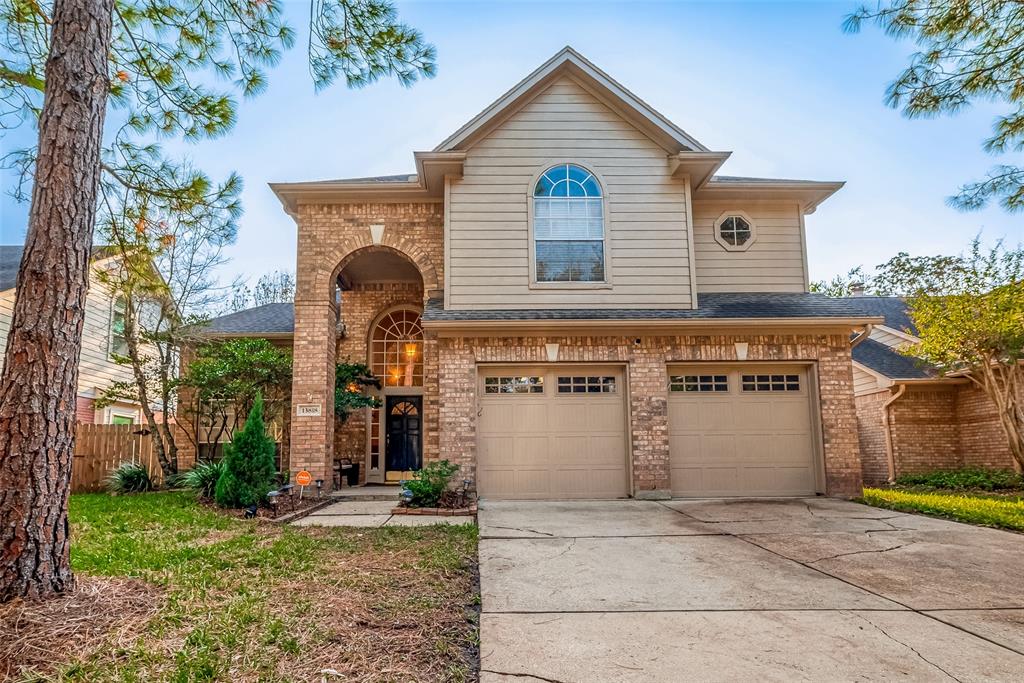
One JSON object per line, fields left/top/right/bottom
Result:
{"left": 955, "top": 383, "right": 1015, "bottom": 470}
{"left": 853, "top": 381, "right": 1017, "bottom": 484}
{"left": 888, "top": 387, "right": 961, "bottom": 477}
{"left": 76, "top": 396, "right": 95, "bottom": 424}
{"left": 855, "top": 390, "right": 889, "bottom": 485}
{"left": 290, "top": 202, "right": 443, "bottom": 486}
{"left": 435, "top": 332, "right": 863, "bottom": 498}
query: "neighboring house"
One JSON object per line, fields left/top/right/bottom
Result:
{"left": 202, "top": 47, "right": 881, "bottom": 499}
{"left": 0, "top": 245, "right": 144, "bottom": 424}
{"left": 846, "top": 294, "right": 1015, "bottom": 484}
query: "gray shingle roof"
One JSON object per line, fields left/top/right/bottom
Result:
{"left": 841, "top": 296, "right": 917, "bottom": 335}
{"left": 423, "top": 292, "right": 879, "bottom": 322}
{"left": 1, "top": 244, "right": 116, "bottom": 292}
{"left": 201, "top": 292, "right": 878, "bottom": 336}
{"left": 0, "top": 245, "right": 24, "bottom": 292}
{"left": 853, "top": 338, "right": 935, "bottom": 379}
{"left": 201, "top": 303, "right": 295, "bottom": 335}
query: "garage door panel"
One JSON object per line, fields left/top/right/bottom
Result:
{"left": 513, "top": 436, "right": 549, "bottom": 464}
{"left": 669, "top": 365, "right": 818, "bottom": 497}
{"left": 478, "top": 365, "right": 628, "bottom": 500}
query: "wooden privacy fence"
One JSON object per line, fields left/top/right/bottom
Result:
{"left": 72, "top": 424, "right": 163, "bottom": 492}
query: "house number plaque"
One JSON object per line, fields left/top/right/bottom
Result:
{"left": 296, "top": 404, "right": 323, "bottom": 417}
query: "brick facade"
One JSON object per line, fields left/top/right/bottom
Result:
{"left": 855, "top": 383, "right": 1017, "bottom": 485}
{"left": 854, "top": 391, "right": 889, "bottom": 485}
{"left": 290, "top": 203, "right": 443, "bottom": 485}
{"left": 435, "top": 332, "right": 863, "bottom": 498}
{"left": 282, "top": 200, "right": 867, "bottom": 498}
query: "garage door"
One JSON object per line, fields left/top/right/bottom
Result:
{"left": 668, "top": 365, "right": 819, "bottom": 497}
{"left": 477, "top": 365, "right": 628, "bottom": 500}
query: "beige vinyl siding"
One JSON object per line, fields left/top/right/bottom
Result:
{"left": 0, "top": 264, "right": 139, "bottom": 407}
{"left": 871, "top": 327, "right": 912, "bottom": 349}
{"left": 692, "top": 201, "right": 807, "bottom": 293}
{"left": 78, "top": 271, "right": 137, "bottom": 398}
{"left": 0, "top": 289, "right": 13, "bottom": 377}
{"left": 853, "top": 364, "right": 884, "bottom": 395}
{"left": 447, "top": 76, "right": 693, "bottom": 309}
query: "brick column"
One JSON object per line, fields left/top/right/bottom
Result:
{"left": 289, "top": 299, "right": 337, "bottom": 487}
{"left": 437, "top": 339, "right": 477, "bottom": 484}
{"left": 817, "top": 340, "right": 864, "bottom": 498}
{"left": 629, "top": 345, "right": 671, "bottom": 499}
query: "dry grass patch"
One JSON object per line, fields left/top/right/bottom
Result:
{"left": 1, "top": 492, "right": 478, "bottom": 682}
{"left": 0, "top": 576, "right": 163, "bottom": 681}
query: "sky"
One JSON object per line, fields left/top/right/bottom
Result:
{"left": 1, "top": 0, "right": 1022, "bottom": 287}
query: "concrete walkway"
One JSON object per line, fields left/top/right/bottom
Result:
{"left": 291, "top": 499, "right": 473, "bottom": 527}
{"left": 478, "top": 498, "right": 1024, "bottom": 681}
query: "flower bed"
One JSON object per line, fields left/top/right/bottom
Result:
{"left": 391, "top": 503, "right": 477, "bottom": 517}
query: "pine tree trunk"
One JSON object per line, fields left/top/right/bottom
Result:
{"left": 0, "top": 0, "right": 114, "bottom": 602}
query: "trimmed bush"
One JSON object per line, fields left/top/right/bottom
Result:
{"left": 894, "top": 467, "right": 1023, "bottom": 491}
{"left": 106, "top": 462, "right": 154, "bottom": 494}
{"left": 169, "top": 460, "right": 225, "bottom": 499}
{"left": 214, "top": 395, "right": 278, "bottom": 508}
{"left": 401, "top": 460, "right": 461, "bottom": 508}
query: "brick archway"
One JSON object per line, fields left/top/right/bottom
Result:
{"left": 312, "top": 233, "right": 441, "bottom": 303}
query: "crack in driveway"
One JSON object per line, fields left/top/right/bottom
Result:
{"left": 808, "top": 541, "right": 916, "bottom": 565}
{"left": 853, "top": 612, "right": 963, "bottom": 682}
{"left": 481, "top": 669, "right": 569, "bottom": 682}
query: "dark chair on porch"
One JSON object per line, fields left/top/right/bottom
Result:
{"left": 333, "top": 458, "right": 360, "bottom": 488}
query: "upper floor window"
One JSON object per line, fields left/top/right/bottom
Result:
{"left": 110, "top": 297, "right": 128, "bottom": 358}
{"left": 713, "top": 211, "right": 757, "bottom": 252}
{"left": 533, "top": 163, "right": 605, "bottom": 282}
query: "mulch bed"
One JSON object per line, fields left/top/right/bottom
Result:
{"left": 0, "top": 576, "right": 163, "bottom": 681}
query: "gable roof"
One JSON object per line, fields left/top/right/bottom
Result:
{"left": 1, "top": 245, "right": 118, "bottom": 293}
{"left": 842, "top": 296, "right": 918, "bottom": 336}
{"left": 852, "top": 338, "right": 935, "bottom": 380}
{"left": 434, "top": 46, "right": 709, "bottom": 154}
{"left": 200, "top": 303, "right": 295, "bottom": 336}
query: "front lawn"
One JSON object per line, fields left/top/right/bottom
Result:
{"left": 862, "top": 487, "right": 1024, "bottom": 532}
{"left": 1, "top": 491, "right": 479, "bottom": 682}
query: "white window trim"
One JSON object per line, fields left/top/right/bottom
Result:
{"left": 106, "top": 406, "right": 139, "bottom": 424}
{"left": 713, "top": 210, "right": 757, "bottom": 252}
{"left": 527, "top": 160, "right": 613, "bottom": 290}
{"left": 109, "top": 296, "right": 128, "bottom": 357}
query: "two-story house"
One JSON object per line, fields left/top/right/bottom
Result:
{"left": 0, "top": 245, "right": 144, "bottom": 424}
{"left": 206, "top": 47, "right": 880, "bottom": 499}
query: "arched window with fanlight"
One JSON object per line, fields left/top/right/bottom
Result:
{"left": 370, "top": 308, "right": 423, "bottom": 387}
{"left": 532, "top": 163, "right": 606, "bottom": 283}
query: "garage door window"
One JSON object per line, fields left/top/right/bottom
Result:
{"left": 669, "top": 375, "right": 728, "bottom": 392}
{"left": 741, "top": 374, "right": 800, "bottom": 392}
{"left": 484, "top": 376, "right": 544, "bottom": 394}
{"left": 557, "top": 376, "right": 616, "bottom": 394}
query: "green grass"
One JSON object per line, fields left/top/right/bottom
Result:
{"left": 9, "top": 491, "right": 478, "bottom": 682}
{"left": 862, "top": 487, "right": 1024, "bottom": 531}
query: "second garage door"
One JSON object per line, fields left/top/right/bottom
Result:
{"left": 668, "top": 365, "right": 819, "bottom": 497}
{"left": 477, "top": 365, "right": 629, "bottom": 500}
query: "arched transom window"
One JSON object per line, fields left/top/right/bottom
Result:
{"left": 371, "top": 308, "right": 423, "bottom": 387}
{"left": 533, "top": 163, "right": 605, "bottom": 283}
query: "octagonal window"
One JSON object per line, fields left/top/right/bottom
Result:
{"left": 713, "top": 212, "right": 757, "bottom": 251}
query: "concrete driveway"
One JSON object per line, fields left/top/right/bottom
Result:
{"left": 478, "top": 498, "right": 1024, "bottom": 682}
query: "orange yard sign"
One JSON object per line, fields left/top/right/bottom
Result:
{"left": 295, "top": 470, "right": 313, "bottom": 487}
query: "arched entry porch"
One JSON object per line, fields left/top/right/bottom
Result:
{"left": 290, "top": 240, "right": 438, "bottom": 490}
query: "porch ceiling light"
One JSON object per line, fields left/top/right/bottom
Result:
{"left": 404, "top": 343, "right": 418, "bottom": 359}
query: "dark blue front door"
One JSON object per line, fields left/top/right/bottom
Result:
{"left": 385, "top": 396, "right": 422, "bottom": 472}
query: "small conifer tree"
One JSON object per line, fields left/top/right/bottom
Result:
{"left": 214, "top": 394, "right": 278, "bottom": 508}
